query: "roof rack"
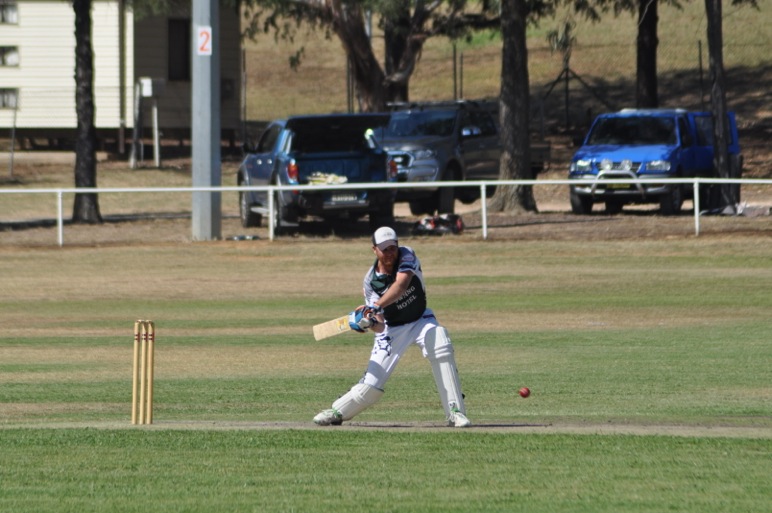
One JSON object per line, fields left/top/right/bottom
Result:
{"left": 618, "top": 108, "right": 687, "bottom": 114}
{"left": 385, "top": 98, "right": 497, "bottom": 112}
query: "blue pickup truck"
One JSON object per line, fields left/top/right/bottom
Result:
{"left": 568, "top": 109, "right": 742, "bottom": 215}
{"left": 237, "top": 114, "right": 396, "bottom": 231}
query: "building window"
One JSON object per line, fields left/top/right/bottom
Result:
{"left": 0, "top": 46, "right": 19, "bottom": 66}
{"left": 1, "top": 1, "right": 19, "bottom": 24}
{"left": 168, "top": 18, "right": 190, "bottom": 81}
{"left": 0, "top": 88, "right": 18, "bottom": 109}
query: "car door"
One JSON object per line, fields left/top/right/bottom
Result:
{"left": 251, "top": 124, "right": 282, "bottom": 184}
{"left": 673, "top": 115, "right": 698, "bottom": 177}
{"left": 459, "top": 109, "right": 498, "bottom": 180}
{"left": 470, "top": 109, "right": 500, "bottom": 179}
{"left": 687, "top": 113, "right": 715, "bottom": 177}
{"left": 242, "top": 123, "right": 282, "bottom": 206}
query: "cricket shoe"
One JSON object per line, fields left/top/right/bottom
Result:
{"left": 448, "top": 408, "right": 471, "bottom": 428}
{"left": 313, "top": 409, "right": 343, "bottom": 426}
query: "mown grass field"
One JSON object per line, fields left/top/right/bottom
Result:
{"left": 1, "top": 236, "right": 770, "bottom": 512}
{"left": 1, "top": 4, "right": 770, "bottom": 511}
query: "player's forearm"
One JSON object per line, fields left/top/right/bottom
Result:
{"left": 370, "top": 315, "right": 385, "bottom": 333}
{"left": 373, "top": 273, "right": 410, "bottom": 309}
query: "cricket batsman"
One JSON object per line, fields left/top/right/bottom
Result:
{"left": 313, "top": 226, "right": 471, "bottom": 428}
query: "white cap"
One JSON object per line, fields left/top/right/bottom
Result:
{"left": 372, "top": 226, "right": 398, "bottom": 250}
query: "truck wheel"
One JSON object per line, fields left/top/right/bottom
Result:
{"left": 436, "top": 187, "right": 455, "bottom": 214}
{"left": 270, "top": 180, "right": 293, "bottom": 235}
{"left": 270, "top": 189, "right": 285, "bottom": 235}
{"left": 239, "top": 189, "right": 262, "bottom": 228}
{"left": 569, "top": 187, "right": 593, "bottom": 215}
{"left": 369, "top": 205, "right": 395, "bottom": 230}
{"left": 458, "top": 190, "right": 478, "bottom": 204}
{"left": 436, "top": 167, "right": 457, "bottom": 214}
{"left": 699, "top": 184, "right": 721, "bottom": 212}
{"left": 409, "top": 200, "right": 432, "bottom": 216}
{"left": 605, "top": 201, "right": 623, "bottom": 215}
{"left": 659, "top": 186, "right": 683, "bottom": 216}
{"left": 458, "top": 186, "right": 478, "bottom": 204}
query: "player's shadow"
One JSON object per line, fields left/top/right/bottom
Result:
{"left": 291, "top": 218, "right": 416, "bottom": 239}
{"left": 347, "top": 422, "right": 550, "bottom": 430}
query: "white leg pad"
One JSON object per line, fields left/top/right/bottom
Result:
{"left": 424, "top": 327, "right": 466, "bottom": 418}
{"left": 331, "top": 383, "right": 384, "bottom": 421}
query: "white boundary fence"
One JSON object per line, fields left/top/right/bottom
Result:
{"left": 1, "top": 178, "right": 769, "bottom": 246}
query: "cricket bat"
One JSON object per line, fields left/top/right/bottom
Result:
{"left": 313, "top": 315, "right": 351, "bottom": 341}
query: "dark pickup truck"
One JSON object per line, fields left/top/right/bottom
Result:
{"left": 374, "top": 100, "right": 550, "bottom": 216}
{"left": 237, "top": 114, "right": 397, "bottom": 231}
{"left": 568, "top": 108, "right": 742, "bottom": 215}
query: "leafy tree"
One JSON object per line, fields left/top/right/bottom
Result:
{"left": 72, "top": 0, "right": 102, "bottom": 223}
{"left": 244, "top": 1, "right": 556, "bottom": 214}
{"left": 242, "top": 0, "right": 504, "bottom": 111}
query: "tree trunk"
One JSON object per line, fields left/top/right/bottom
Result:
{"left": 704, "top": 0, "right": 736, "bottom": 212}
{"left": 72, "top": 0, "right": 102, "bottom": 223}
{"left": 330, "top": 2, "right": 388, "bottom": 112}
{"left": 636, "top": 0, "right": 659, "bottom": 108}
{"left": 489, "top": 0, "right": 536, "bottom": 213}
{"left": 329, "top": 0, "right": 432, "bottom": 111}
{"left": 383, "top": 2, "right": 411, "bottom": 103}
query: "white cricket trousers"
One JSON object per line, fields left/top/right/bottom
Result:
{"left": 360, "top": 309, "right": 441, "bottom": 390}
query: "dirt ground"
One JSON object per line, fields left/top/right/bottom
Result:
{"left": 1, "top": 131, "right": 770, "bottom": 247}
{"left": 8, "top": 419, "right": 770, "bottom": 438}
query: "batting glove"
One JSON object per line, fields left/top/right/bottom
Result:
{"left": 348, "top": 308, "right": 374, "bottom": 333}
{"left": 364, "top": 304, "right": 384, "bottom": 316}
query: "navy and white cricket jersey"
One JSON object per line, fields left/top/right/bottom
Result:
{"left": 363, "top": 246, "right": 427, "bottom": 326}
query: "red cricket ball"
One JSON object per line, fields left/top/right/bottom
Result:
{"left": 519, "top": 387, "right": 530, "bottom": 398}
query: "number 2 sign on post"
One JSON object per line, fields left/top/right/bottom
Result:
{"left": 197, "top": 26, "right": 212, "bottom": 56}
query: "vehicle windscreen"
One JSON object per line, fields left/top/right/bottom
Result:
{"left": 384, "top": 111, "right": 457, "bottom": 137}
{"left": 291, "top": 130, "right": 369, "bottom": 153}
{"left": 286, "top": 114, "right": 389, "bottom": 153}
{"left": 587, "top": 117, "right": 677, "bottom": 146}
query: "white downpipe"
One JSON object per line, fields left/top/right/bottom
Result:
{"left": 268, "top": 188, "right": 275, "bottom": 241}
{"left": 152, "top": 99, "right": 161, "bottom": 168}
{"left": 480, "top": 184, "right": 488, "bottom": 240}
{"left": 57, "top": 191, "right": 64, "bottom": 247}
{"left": 693, "top": 181, "right": 701, "bottom": 236}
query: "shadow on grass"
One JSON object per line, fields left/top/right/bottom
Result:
{"left": 0, "top": 211, "right": 193, "bottom": 232}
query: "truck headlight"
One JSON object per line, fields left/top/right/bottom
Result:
{"left": 413, "top": 149, "right": 436, "bottom": 160}
{"left": 570, "top": 159, "right": 592, "bottom": 173}
{"left": 646, "top": 160, "right": 671, "bottom": 172}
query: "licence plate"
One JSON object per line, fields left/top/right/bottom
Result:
{"left": 605, "top": 183, "right": 630, "bottom": 189}
{"left": 332, "top": 194, "right": 358, "bottom": 202}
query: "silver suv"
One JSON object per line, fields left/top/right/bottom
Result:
{"left": 375, "top": 101, "right": 501, "bottom": 216}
